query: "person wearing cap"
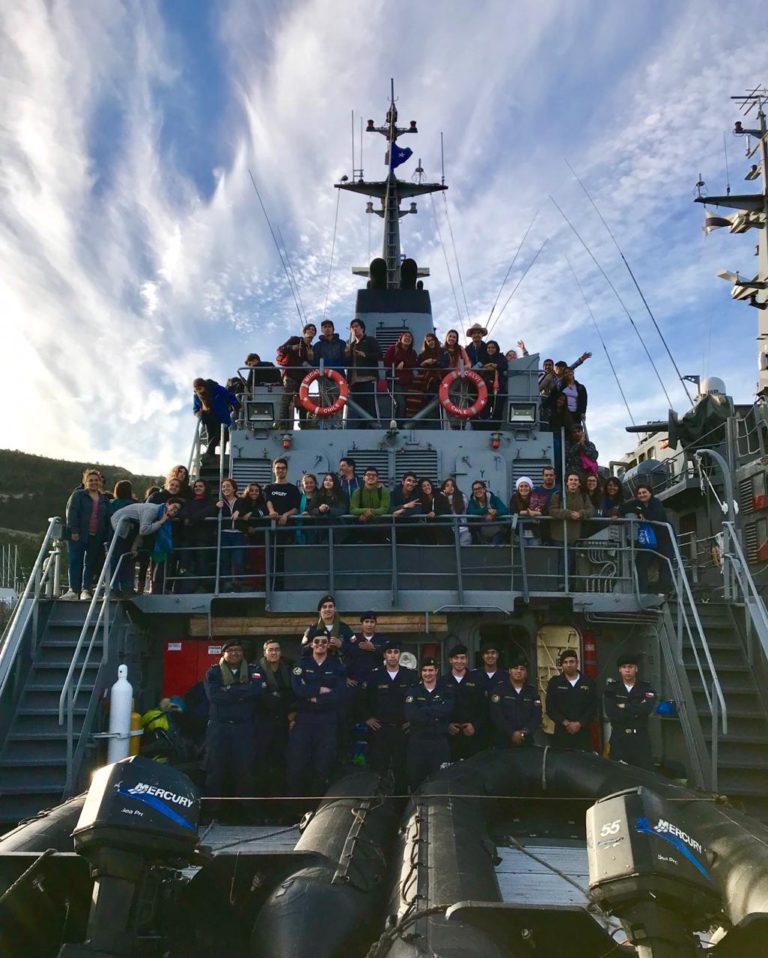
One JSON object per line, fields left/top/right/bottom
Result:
{"left": 203, "top": 639, "right": 264, "bottom": 812}
{"left": 345, "top": 612, "right": 388, "bottom": 684}
{"left": 465, "top": 323, "right": 489, "bottom": 368}
{"left": 472, "top": 642, "right": 506, "bottom": 749}
{"left": 438, "top": 644, "right": 488, "bottom": 761}
{"left": 256, "top": 639, "right": 296, "bottom": 798}
{"left": 362, "top": 642, "right": 417, "bottom": 792}
{"left": 404, "top": 658, "right": 455, "bottom": 790}
{"left": 509, "top": 476, "right": 542, "bottom": 544}
{"left": 604, "top": 654, "right": 656, "bottom": 771}
{"left": 545, "top": 648, "right": 598, "bottom": 751}
{"left": 489, "top": 655, "right": 542, "bottom": 748}
{"left": 301, "top": 594, "right": 354, "bottom": 654}
{"left": 287, "top": 629, "right": 347, "bottom": 797}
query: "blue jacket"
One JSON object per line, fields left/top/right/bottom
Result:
{"left": 405, "top": 684, "right": 455, "bottom": 738}
{"left": 66, "top": 488, "right": 110, "bottom": 541}
{"left": 204, "top": 662, "right": 263, "bottom": 723}
{"left": 314, "top": 334, "right": 347, "bottom": 371}
{"left": 466, "top": 492, "right": 508, "bottom": 518}
{"left": 192, "top": 379, "right": 241, "bottom": 427}
{"left": 291, "top": 655, "right": 347, "bottom": 713}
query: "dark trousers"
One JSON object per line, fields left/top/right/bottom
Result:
{"left": 552, "top": 724, "right": 592, "bottom": 751}
{"left": 448, "top": 727, "right": 483, "bottom": 762}
{"left": 257, "top": 716, "right": 289, "bottom": 797}
{"left": 609, "top": 727, "right": 652, "bottom": 770}
{"left": 205, "top": 720, "right": 257, "bottom": 799}
{"left": 110, "top": 535, "right": 135, "bottom": 592}
{"left": 201, "top": 413, "right": 230, "bottom": 457}
{"left": 636, "top": 550, "right": 672, "bottom": 593}
{"left": 68, "top": 535, "right": 104, "bottom": 592}
{"left": 348, "top": 380, "right": 376, "bottom": 426}
{"left": 368, "top": 723, "right": 408, "bottom": 792}
{"left": 286, "top": 711, "right": 338, "bottom": 797}
{"left": 407, "top": 735, "right": 450, "bottom": 792}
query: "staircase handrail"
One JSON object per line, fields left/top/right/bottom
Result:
{"left": 721, "top": 519, "right": 768, "bottom": 660}
{"left": 0, "top": 517, "right": 61, "bottom": 700}
{"left": 665, "top": 520, "right": 728, "bottom": 736}
{"left": 58, "top": 516, "right": 126, "bottom": 727}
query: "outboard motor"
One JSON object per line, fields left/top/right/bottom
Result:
{"left": 59, "top": 755, "right": 200, "bottom": 957}
{"left": 587, "top": 787, "right": 722, "bottom": 958}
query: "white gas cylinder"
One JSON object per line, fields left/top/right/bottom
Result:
{"left": 107, "top": 664, "right": 133, "bottom": 763}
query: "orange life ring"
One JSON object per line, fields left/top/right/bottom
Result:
{"left": 298, "top": 368, "right": 350, "bottom": 417}
{"left": 438, "top": 368, "right": 489, "bottom": 418}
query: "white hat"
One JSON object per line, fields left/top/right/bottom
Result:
{"left": 516, "top": 476, "right": 534, "bottom": 490}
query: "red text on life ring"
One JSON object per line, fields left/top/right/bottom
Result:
{"left": 298, "top": 368, "right": 350, "bottom": 417}
{"left": 438, "top": 368, "right": 489, "bottom": 419}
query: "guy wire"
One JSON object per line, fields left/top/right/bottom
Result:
{"left": 486, "top": 207, "right": 540, "bottom": 326}
{"left": 322, "top": 188, "right": 342, "bottom": 322}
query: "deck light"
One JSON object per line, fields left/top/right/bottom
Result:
{"left": 491, "top": 432, "right": 502, "bottom": 450}
{"left": 366, "top": 202, "right": 374, "bottom": 214}
{"left": 734, "top": 121, "right": 744, "bottom": 133}
{"left": 282, "top": 434, "right": 292, "bottom": 449}
{"left": 367, "top": 119, "right": 375, "bottom": 130}
{"left": 409, "top": 120, "right": 417, "bottom": 130}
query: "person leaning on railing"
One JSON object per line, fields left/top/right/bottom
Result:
{"left": 440, "top": 478, "right": 471, "bottom": 546}
{"left": 193, "top": 377, "right": 241, "bottom": 461}
{"left": 349, "top": 467, "right": 390, "bottom": 543}
{"left": 383, "top": 330, "right": 419, "bottom": 426}
{"left": 548, "top": 472, "right": 594, "bottom": 587}
{"left": 466, "top": 481, "right": 509, "bottom": 546}
{"left": 618, "top": 482, "right": 673, "bottom": 595}
{"left": 181, "top": 478, "right": 217, "bottom": 593}
{"left": 307, "top": 473, "right": 349, "bottom": 543}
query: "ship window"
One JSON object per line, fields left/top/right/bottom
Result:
{"left": 638, "top": 452, "right": 646, "bottom": 462}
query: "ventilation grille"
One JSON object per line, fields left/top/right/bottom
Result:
{"left": 232, "top": 460, "right": 275, "bottom": 488}
{"left": 511, "top": 459, "right": 550, "bottom": 484}
{"left": 345, "top": 450, "right": 391, "bottom": 485}
{"left": 744, "top": 521, "right": 759, "bottom": 563}
{"left": 395, "top": 448, "right": 440, "bottom": 481}
{"left": 738, "top": 476, "right": 755, "bottom": 515}
{"left": 374, "top": 323, "right": 411, "bottom": 350}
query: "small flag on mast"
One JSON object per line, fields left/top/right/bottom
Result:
{"left": 703, "top": 210, "right": 734, "bottom": 235}
{"left": 390, "top": 144, "right": 413, "bottom": 170}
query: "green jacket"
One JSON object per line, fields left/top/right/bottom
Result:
{"left": 350, "top": 485, "right": 390, "bottom": 516}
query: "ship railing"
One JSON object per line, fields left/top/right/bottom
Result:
{"left": 58, "top": 516, "right": 131, "bottom": 793}
{"left": 232, "top": 363, "right": 544, "bottom": 432}
{"left": 0, "top": 518, "right": 63, "bottom": 730}
{"left": 721, "top": 520, "right": 768, "bottom": 667}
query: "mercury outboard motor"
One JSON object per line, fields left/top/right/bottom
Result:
{"left": 587, "top": 787, "right": 722, "bottom": 958}
{"left": 58, "top": 755, "right": 200, "bottom": 958}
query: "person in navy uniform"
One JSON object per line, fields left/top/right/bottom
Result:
{"left": 345, "top": 611, "right": 388, "bottom": 685}
{"left": 203, "top": 639, "right": 264, "bottom": 813}
{"left": 545, "top": 648, "right": 598, "bottom": 751}
{"left": 362, "top": 642, "right": 417, "bottom": 792}
{"left": 438, "top": 644, "right": 487, "bottom": 761}
{"left": 474, "top": 642, "right": 506, "bottom": 694}
{"left": 287, "top": 631, "right": 347, "bottom": 797}
{"left": 604, "top": 653, "right": 656, "bottom": 771}
{"left": 404, "top": 658, "right": 455, "bottom": 791}
{"left": 489, "top": 654, "right": 542, "bottom": 747}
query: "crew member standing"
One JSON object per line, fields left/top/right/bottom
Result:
{"left": 438, "top": 644, "right": 487, "bottom": 761}
{"left": 604, "top": 653, "right": 656, "bottom": 771}
{"left": 489, "top": 654, "right": 541, "bottom": 747}
{"left": 287, "top": 632, "right": 346, "bottom": 797}
{"left": 545, "top": 648, "right": 597, "bottom": 751}
{"left": 203, "top": 639, "right": 264, "bottom": 816}
{"left": 362, "top": 642, "right": 417, "bottom": 792}
{"left": 404, "top": 658, "right": 454, "bottom": 791}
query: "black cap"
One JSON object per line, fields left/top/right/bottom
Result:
{"left": 383, "top": 641, "right": 401, "bottom": 653}
{"left": 617, "top": 653, "right": 640, "bottom": 668}
{"left": 508, "top": 653, "right": 529, "bottom": 669}
{"left": 421, "top": 657, "right": 437, "bottom": 669}
{"left": 360, "top": 611, "right": 377, "bottom": 621}
{"left": 448, "top": 644, "right": 468, "bottom": 658}
{"left": 221, "top": 639, "right": 244, "bottom": 652}
{"left": 480, "top": 640, "right": 499, "bottom": 653}
{"left": 317, "top": 593, "right": 336, "bottom": 612}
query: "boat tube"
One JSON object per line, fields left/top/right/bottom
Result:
{"left": 378, "top": 747, "right": 768, "bottom": 957}
{"left": 250, "top": 768, "right": 399, "bottom": 958}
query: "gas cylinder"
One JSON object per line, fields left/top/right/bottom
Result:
{"left": 107, "top": 664, "right": 133, "bottom": 764}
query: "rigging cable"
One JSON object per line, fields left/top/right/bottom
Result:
{"left": 487, "top": 237, "right": 549, "bottom": 337}
{"left": 322, "top": 187, "right": 342, "bottom": 322}
{"left": 564, "top": 160, "right": 695, "bottom": 406}
{"left": 430, "top": 192, "right": 465, "bottom": 334}
{"left": 565, "top": 254, "right": 636, "bottom": 426}
{"left": 486, "top": 207, "right": 540, "bottom": 326}
{"left": 275, "top": 225, "right": 308, "bottom": 323}
{"left": 550, "top": 195, "right": 674, "bottom": 409}
{"left": 248, "top": 169, "right": 305, "bottom": 324}
{"left": 441, "top": 191, "right": 471, "bottom": 326}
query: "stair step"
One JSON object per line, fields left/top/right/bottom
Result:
{"left": 12, "top": 710, "right": 88, "bottom": 734}
{"left": 3, "top": 733, "right": 73, "bottom": 760}
{"left": 707, "top": 739, "right": 768, "bottom": 763}
{"left": 21, "top": 688, "right": 93, "bottom": 709}
{"left": 0, "top": 764, "right": 68, "bottom": 788}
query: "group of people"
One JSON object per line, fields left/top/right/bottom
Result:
{"left": 202, "top": 596, "right": 657, "bottom": 813}
{"left": 62, "top": 457, "right": 673, "bottom": 598}
{"left": 192, "top": 321, "right": 594, "bottom": 444}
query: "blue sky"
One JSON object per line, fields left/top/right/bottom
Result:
{"left": 1, "top": 0, "right": 764, "bottom": 474}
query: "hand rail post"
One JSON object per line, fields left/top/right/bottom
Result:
{"left": 453, "top": 515, "right": 464, "bottom": 605}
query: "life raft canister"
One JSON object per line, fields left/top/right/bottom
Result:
{"left": 298, "top": 368, "right": 350, "bottom": 417}
{"left": 438, "top": 368, "right": 489, "bottom": 419}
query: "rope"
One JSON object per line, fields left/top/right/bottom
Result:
{"left": 441, "top": 192, "right": 471, "bottom": 326}
{"left": 486, "top": 206, "right": 540, "bottom": 326}
{"left": 565, "top": 159, "right": 695, "bottom": 407}
{"left": 430, "top": 193, "right": 466, "bottom": 333}
{"left": 487, "top": 238, "right": 549, "bottom": 336}
{"left": 550, "top": 195, "right": 674, "bottom": 409}
{"left": 322, "top": 188, "right": 342, "bottom": 322}
{"left": 0, "top": 847, "right": 57, "bottom": 905}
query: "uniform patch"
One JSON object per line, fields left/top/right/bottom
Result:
{"left": 405, "top": 695, "right": 414, "bottom": 703}
{"left": 292, "top": 666, "right": 303, "bottom": 675}
{"left": 491, "top": 694, "right": 501, "bottom": 703}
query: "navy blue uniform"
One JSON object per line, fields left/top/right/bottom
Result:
{"left": 256, "top": 657, "right": 295, "bottom": 796}
{"left": 344, "top": 632, "right": 388, "bottom": 683}
{"left": 438, "top": 671, "right": 487, "bottom": 761}
{"left": 489, "top": 683, "right": 541, "bottom": 747}
{"left": 473, "top": 668, "right": 507, "bottom": 749}
{"left": 545, "top": 671, "right": 598, "bottom": 751}
{"left": 204, "top": 662, "right": 264, "bottom": 799}
{"left": 404, "top": 684, "right": 455, "bottom": 790}
{"left": 362, "top": 665, "right": 417, "bottom": 791}
{"left": 287, "top": 654, "right": 346, "bottom": 796}
{"left": 604, "top": 678, "right": 656, "bottom": 771}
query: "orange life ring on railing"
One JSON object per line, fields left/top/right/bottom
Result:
{"left": 298, "top": 368, "right": 350, "bottom": 417}
{"left": 438, "top": 368, "right": 489, "bottom": 419}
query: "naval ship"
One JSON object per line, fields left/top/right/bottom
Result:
{"left": 1, "top": 84, "right": 767, "bottom": 957}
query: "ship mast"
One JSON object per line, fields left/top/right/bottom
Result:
{"left": 336, "top": 80, "right": 447, "bottom": 288}
{"left": 695, "top": 86, "right": 768, "bottom": 397}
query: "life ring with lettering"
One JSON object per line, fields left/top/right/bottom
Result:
{"left": 438, "top": 368, "right": 489, "bottom": 419}
{"left": 298, "top": 368, "right": 350, "bottom": 417}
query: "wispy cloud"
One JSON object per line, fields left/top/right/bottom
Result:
{"left": 1, "top": 0, "right": 764, "bottom": 474}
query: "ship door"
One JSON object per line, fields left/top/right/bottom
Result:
{"left": 477, "top": 623, "right": 533, "bottom": 672}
